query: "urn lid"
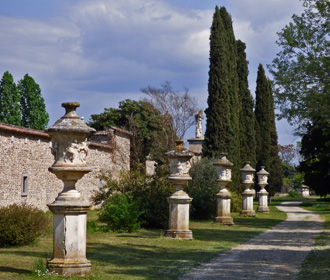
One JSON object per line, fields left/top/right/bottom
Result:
{"left": 45, "top": 102, "right": 96, "bottom": 135}
{"left": 256, "top": 166, "right": 269, "bottom": 176}
{"left": 165, "top": 140, "right": 194, "bottom": 159}
{"left": 213, "top": 153, "right": 234, "bottom": 168}
{"left": 240, "top": 161, "right": 256, "bottom": 173}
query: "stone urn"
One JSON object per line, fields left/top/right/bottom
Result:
{"left": 45, "top": 102, "right": 95, "bottom": 277}
{"left": 257, "top": 166, "right": 270, "bottom": 213}
{"left": 213, "top": 153, "right": 234, "bottom": 225}
{"left": 240, "top": 162, "right": 256, "bottom": 217}
{"left": 165, "top": 140, "right": 194, "bottom": 240}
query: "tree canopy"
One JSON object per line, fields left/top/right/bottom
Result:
{"left": 0, "top": 71, "right": 21, "bottom": 126}
{"left": 141, "top": 81, "right": 197, "bottom": 140}
{"left": 17, "top": 74, "right": 49, "bottom": 130}
{"left": 269, "top": 0, "right": 330, "bottom": 195}
{"left": 269, "top": 0, "right": 330, "bottom": 129}
{"left": 89, "top": 99, "right": 175, "bottom": 168}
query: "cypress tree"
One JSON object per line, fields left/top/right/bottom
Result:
{"left": 203, "top": 6, "right": 240, "bottom": 191}
{"left": 236, "top": 40, "right": 256, "bottom": 167}
{"left": 255, "top": 64, "right": 271, "bottom": 176}
{"left": 268, "top": 81, "right": 283, "bottom": 195}
{"left": 0, "top": 71, "right": 21, "bottom": 126}
{"left": 204, "top": 6, "right": 231, "bottom": 158}
{"left": 18, "top": 74, "right": 49, "bottom": 130}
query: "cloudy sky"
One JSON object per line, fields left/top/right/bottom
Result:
{"left": 0, "top": 0, "right": 304, "bottom": 145}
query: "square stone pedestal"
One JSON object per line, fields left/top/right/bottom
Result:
{"left": 165, "top": 193, "right": 193, "bottom": 240}
{"left": 257, "top": 189, "right": 269, "bottom": 213}
{"left": 214, "top": 190, "right": 234, "bottom": 225}
{"left": 241, "top": 189, "right": 256, "bottom": 217}
{"left": 47, "top": 203, "right": 91, "bottom": 277}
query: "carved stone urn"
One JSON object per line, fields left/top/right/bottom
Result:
{"left": 257, "top": 166, "right": 270, "bottom": 213}
{"left": 45, "top": 102, "right": 95, "bottom": 276}
{"left": 165, "top": 140, "right": 194, "bottom": 240}
{"left": 240, "top": 162, "right": 256, "bottom": 217}
{"left": 213, "top": 153, "right": 234, "bottom": 225}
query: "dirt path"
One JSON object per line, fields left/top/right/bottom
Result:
{"left": 180, "top": 201, "right": 324, "bottom": 280}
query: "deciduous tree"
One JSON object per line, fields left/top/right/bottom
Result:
{"left": 141, "top": 81, "right": 197, "bottom": 140}
{"left": 89, "top": 99, "right": 175, "bottom": 168}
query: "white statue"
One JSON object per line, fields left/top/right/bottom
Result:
{"left": 195, "top": 110, "right": 204, "bottom": 138}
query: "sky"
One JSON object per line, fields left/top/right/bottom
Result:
{"left": 0, "top": 0, "right": 305, "bottom": 145}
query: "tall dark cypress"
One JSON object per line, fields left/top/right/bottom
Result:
{"left": 203, "top": 7, "right": 241, "bottom": 192}
{"left": 236, "top": 40, "right": 256, "bottom": 168}
{"left": 268, "top": 81, "right": 283, "bottom": 195}
{"left": 204, "top": 6, "right": 230, "bottom": 158}
{"left": 255, "top": 64, "right": 271, "bottom": 175}
{"left": 203, "top": 6, "right": 241, "bottom": 191}
{"left": 0, "top": 71, "right": 21, "bottom": 126}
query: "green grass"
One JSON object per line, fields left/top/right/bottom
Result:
{"left": 298, "top": 197, "right": 330, "bottom": 280}
{"left": 0, "top": 202, "right": 286, "bottom": 280}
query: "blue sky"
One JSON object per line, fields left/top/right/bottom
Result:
{"left": 0, "top": 0, "right": 304, "bottom": 145}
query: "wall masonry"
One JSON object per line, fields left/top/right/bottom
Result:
{"left": 0, "top": 123, "right": 131, "bottom": 211}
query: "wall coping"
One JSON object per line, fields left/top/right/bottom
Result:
{"left": 0, "top": 122, "right": 127, "bottom": 150}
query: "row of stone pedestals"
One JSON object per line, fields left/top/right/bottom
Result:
{"left": 165, "top": 143, "right": 271, "bottom": 240}
{"left": 44, "top": 103, "right": 271, "bottom": 277}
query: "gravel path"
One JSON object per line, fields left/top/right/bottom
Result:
{"left": 180, "top": 201, "right": 324, "bottom": 280}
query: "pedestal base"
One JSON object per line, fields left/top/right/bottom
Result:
{"left": 240, "top": 209, "right": 256, "bottom": 217}
{"left": 165, "top": 230, "right": 193, "bottom": 240}
{"left": 47, "top": 201, "right": 91, "bottom": 277}
{"left": 214, "top": 216, "right": 234, "bottom": 225}
{"left": 257, "top": 206, "right": 270, "bottom": 213}
{"left": 47, "top": 258, "right": 91, "bottom": 277}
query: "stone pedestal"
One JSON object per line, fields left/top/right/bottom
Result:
{"left": 165, "top": 140, "right": 194, "bottom": 240}
{"left": 214, "top": 188, "right": 234, "bottom": 225}
{"left": 241, "top": 188, "right": 256, "bottom": 216}
{"left": 166, "top": 183, "right": 193, "bottom": 240}
{"left": 256, "top": 166, "right": 270, "bottom": 213}
{"left": 45, "top": 102, "right": 95, "bottom": 277}
{"left": 47, "top": 203, "right": 91, "bottom": 276}
{"left": 187, "top": 138, "right": 204, "bottom": 154}
{"left": 257, "top": 188, "right": 269, "bottom": 212}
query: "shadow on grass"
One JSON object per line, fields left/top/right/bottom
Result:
{"left": 0, "top": 266, "right": 31, "bottom": 274}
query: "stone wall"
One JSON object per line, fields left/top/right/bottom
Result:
{"left": 0, "top": 123, "right": 131, "bottom": 211}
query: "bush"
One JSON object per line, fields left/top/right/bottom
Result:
{"left": 288, "top": 190, "right": 301, "bottom": 198}
{"left": 93, "top": 167, "right": 173, "bottom": 229}
{"left": 185, "top": 158, "right": 218, "bottom": 220}
{"left": 0, "top": 204, "right": 51, "bottom": 247}
{"left": 99, "top": 193, "right": 144, "bottom": 233}
{"left": 230, "top": 191, "right": 243, "bottom": 212}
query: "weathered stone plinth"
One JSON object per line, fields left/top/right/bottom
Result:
{"left": 257, "top": 188, "right": 269, "bottom": 213}
{"left": 47, "top": 202, "right": 91, "bottom": 276}
{"left": 214, "top": 188, "right": 234, "bottom": 225}
{"left": 45, "top": 102, "right": 95, "bottom": 277}
{"left": 187, "top": 138, "right": 204, "bottom": 154}
{"left": 241, "top": 189, "right": 256, "bottom": 217}
{"left": 166, "top": 183, "right": 193, "bottom": 240}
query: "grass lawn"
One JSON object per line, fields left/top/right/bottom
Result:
{"left": 298, "top": 197, "right": 330, "bottom": 280}
{"left": 0, "top": 200, "right": 288, "bottom": 280}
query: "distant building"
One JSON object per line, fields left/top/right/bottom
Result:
{"left": 0, "top": 123, "right": 132, "bottom": 210}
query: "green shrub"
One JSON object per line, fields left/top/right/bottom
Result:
{"left": 99, "top": 193, "right": 144, "bottom": 233}
{"left": 288, "top": 190, "right": 301, "bottom": 198}
{"left": 230, "top": 191, "right": 243, "bottom": 212}
{"left": 0, "top": 204, "right": 51, "bottom": 247}
{"left": 185, "top": 158, "right": 218, "bottom": 220}
{"left": 93, "top": 168, "right": 173, "bottom": 229}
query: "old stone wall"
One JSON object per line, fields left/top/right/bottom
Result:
{"left": 0, "top": 123, "right": 131, "bottom": 211}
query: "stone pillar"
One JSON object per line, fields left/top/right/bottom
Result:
{"left": 165, "top": 140, "right": 194, "bottom": 240}
{"left": 240, "top": 162, "right": 256, "bottom": 217}
{"left": 45, "top": 102, "right": 96, "bottom": 277}
{"left": 213, "top": 154, "right": 234, "bottom": 225}
{"left": 257, "top": 166, "right": 270, "bottom": 213}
